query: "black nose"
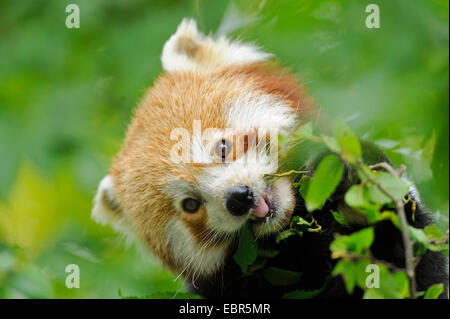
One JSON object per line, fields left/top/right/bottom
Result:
{"left": 226, "top": 186, "right": 254, "bottom": 216}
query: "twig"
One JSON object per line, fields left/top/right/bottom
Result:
{"left": 369, "top": 162, "right": 407, "bottom": 176}
{"left": 358, "top": 161, "right": 416, "bottom": 298}
{"left": 263, "top": 170, "right": 309, "bottom": 183}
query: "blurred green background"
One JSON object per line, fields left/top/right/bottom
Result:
{"left": 0, "top": 0, "right": 448, "bottom": 298}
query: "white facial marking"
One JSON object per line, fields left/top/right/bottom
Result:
{"left": 166, "top": 218, "right": 226, "bottom": 279}
{"left": 227, "top": 92, "right": 297, "bottom": 137}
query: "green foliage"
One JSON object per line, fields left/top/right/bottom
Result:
{"left": 365, "top": 171, "right": 409, "bottom": 204}
{"left": 332, "top": 259, "right": 371, "bottom": 294}
{"left": 304, "top": 154, "right": 344, "bottom": 211}
{"left": 271, "top": 120, "right": 449, "bottom": 298}
{"left": 298, "top": 175, "right": 310, "bottom": 199}
{"left": 263, "top": 267, "right": 302, "bottom": 286}
{"left": 276, "top": 215, "right": 322, "bottom": 243}
{"left": 276, "top": 229, "right": 299, "bottom": 243}
{"left": 299, "top": 121, "right": 448, "bottom": 299}
{"left": 330, "top": 228, "right": 374, "bottom": 258}
{"left": 424, "top": 284, "right": 445, "bottom": 299}
{"left": 362, "top": 268, "right": 410, "bottom": 299}
{"left": 333, "top": 121, "right": 362, "bottom": 164}
{"left": 233, "top": 224, "right": 258, "bottom": 274}
{"left": 282, "top": 288, "right": 322, "bottom": 299}
{"left": 408, "top": 225, "right": 449, "bottom": 256}
{"left": 331, "top": 211, "right": 350, "bottom": 228}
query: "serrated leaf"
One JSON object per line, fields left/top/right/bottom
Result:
{"left": 305, "top": 155, "right": 344, "bottom": 211}
{"left": 263, "top": 267, "right": 302, "bottom": 286}
{"left": 233, "top": 224, "right": 258, "bottom": 274}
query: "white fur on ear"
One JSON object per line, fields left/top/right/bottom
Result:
{"left": 92, "top": 175, "right": 132, "bottom": 236}
{"left": 161, "top": 18, "right": 272, "bottom": 72}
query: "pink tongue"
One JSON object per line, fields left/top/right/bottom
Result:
{"left": 252, "top": 197, "right": 270, "bottom": 218}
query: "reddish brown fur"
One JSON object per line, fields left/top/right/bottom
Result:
{"left": 109, "top": 62, "right": 309, "bottom": 273}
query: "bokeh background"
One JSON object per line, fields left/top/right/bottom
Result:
{"left": 0, "top": 0, "right": 448, "bottom": 298}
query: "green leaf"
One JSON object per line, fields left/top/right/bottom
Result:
{"left": 298, "top": 175, "right": 310, "bottom": 199}
{"left": 379, "top": 211, "right": 402, "bottom": 230}
{"left": 333, "top": 121, "right": 362, "bottom": 164}
{"left": 424, "top": 283, "right": 444, "bottom": 299}
{"left": 276, "top": 229, "right": 301, "bottom": 243}
{"left": 424, "top": 225, "right": 444, "bottom": 241}
{"left": 259, "top": 249, "right": 280, "bottom": 258}
{"left": 408, "top": 226, "right": 429, "bottom": 245}
{"left": 292, "top": 216, "right": 313, "bottom": 231}
{"left": 283, "top": 288, "right": 322, "bottom": 299}
{"left": 321, "top": 135, "right": 341, "bottom": 153}
{"left": 305, "top": 155, "right": 344, "bottom": 211}
{"left": 263, "top": 267, "right": 302, "bottom": 286}
{"left": 366, "top": 171, "right": 409, "bottom": 204}
{"left": 363, "top": 267, "right": 410, "bottom": 299}
{"left": 345, "top": 185, "right": 368, "bottom": 208}
{"left": 233, "top": 224, "right": 258, "bottom": 274}
{"left": 410, "top": 226, "right": 449, "bottom": 254}
{"left": 362, "top": 204, "right": 383, "bottom": 224}
{"left": 333, "top": 260, "right": 410, "bottom": 298}
{"left": 332, "top": 211, "right": 350, "bottom": 227}
{"left": 393, "top": 272, "right": 410, "bottom": 298}
{"left": 332, "top": 259, "right": 370, "bottom": 294}
{"left": 330, "top": 228, "right": 375, "bottom": 257}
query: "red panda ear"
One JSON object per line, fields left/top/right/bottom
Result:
{"left": 161, "top": 18, "right": 272, "bottom": 72}
{"left": 92, "top": 175, "right": 130, "bottom": 234}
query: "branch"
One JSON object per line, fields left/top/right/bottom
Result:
{"left": 359, "top": 161, "right": 416, "bottom": 298}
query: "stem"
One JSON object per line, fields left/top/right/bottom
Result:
{"left": 263, "top": 170, "right": 309, "bottom": 183}
{"left": 395, "top": 196, "right": 416, "bottom": 298}
{"left": 358, "top": 161, "right": 416, "bottom": 298}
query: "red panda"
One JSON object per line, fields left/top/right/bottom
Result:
{"left": 92, "top": 19, "right": 448, "bottom": 298}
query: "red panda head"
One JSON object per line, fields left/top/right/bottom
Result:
{"left": 92, "top": 19, "right": 310, "bottom": 280}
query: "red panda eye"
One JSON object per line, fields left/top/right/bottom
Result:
{"left": 182, "top": 198, "right": 201, "bottom": 213}
{"left": 214, "top": 139, "right": 231, "bottom": 163}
